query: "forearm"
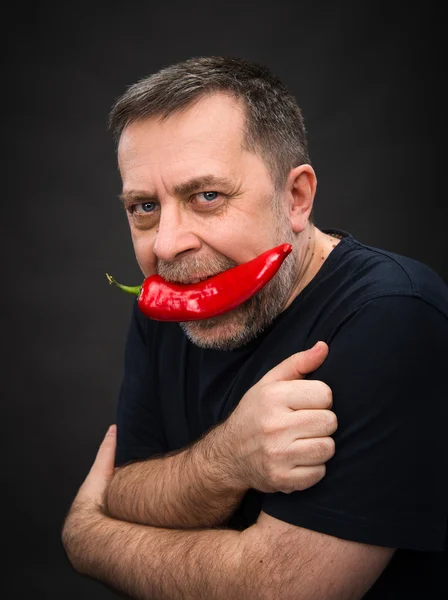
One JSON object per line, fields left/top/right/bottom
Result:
{"left": 64, "top": 507, "right": 246, "bottom": 600}
{"left": 106, "top": 421, "right": 247, "bottom": 528}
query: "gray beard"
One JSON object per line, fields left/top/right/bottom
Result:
{"left": 157, "top": 206, "right": 298, "bottom": 351}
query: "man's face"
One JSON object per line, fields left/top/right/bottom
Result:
{"left": 118, "top": 93, "right": 299, "bottom": 350}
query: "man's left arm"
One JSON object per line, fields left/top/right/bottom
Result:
{"left": 62, "top": 427, "right": 394, "bottom": 600}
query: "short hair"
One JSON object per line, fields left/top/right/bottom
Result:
{"left": 109, "top": 56, "right": 310, "bottom": 192}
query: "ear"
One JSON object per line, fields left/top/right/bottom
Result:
{"left": 284, "top": 165, "right": 317, "bottom": 233}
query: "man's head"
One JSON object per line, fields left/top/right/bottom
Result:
{"left": 110, "top": 57, "right": 317, "bottom": 350}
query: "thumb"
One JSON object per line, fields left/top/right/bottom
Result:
{"left": 88, "top": 424, "right": 117, "bottom": 481}
{"left": 261, "top": 341, "right": 329, "bottom": 383}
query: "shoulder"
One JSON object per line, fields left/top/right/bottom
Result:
{"left": 333, "top": 232, "right": 448, "bottom": 311}
{"left": 308, "top": 232, "right": 448, "bottom": 343}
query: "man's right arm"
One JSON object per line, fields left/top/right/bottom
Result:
{"left": 105, "top": 342, "right": 337, "bottom": 529}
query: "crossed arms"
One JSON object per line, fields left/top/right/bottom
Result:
{"left": 62, "top": 342, "right": 396, "bottom": 599}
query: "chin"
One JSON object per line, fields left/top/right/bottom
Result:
{"left": 179, "top": 309, "right": 253, "bottom": 351}
{"left": 178, "top": 301, "right": 275, "bottom": 351}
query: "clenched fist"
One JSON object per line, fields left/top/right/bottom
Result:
{"left": 225, "top": 341, "right": 337, "bottom": 494}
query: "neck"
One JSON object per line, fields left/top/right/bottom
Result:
{"left": 284, "top": 224, "right": 341, "bottom": 309}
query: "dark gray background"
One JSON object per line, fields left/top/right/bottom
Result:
{"left": 4, "top": 1, "right": 446, "bottom": 598}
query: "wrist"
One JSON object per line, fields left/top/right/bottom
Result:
{"left": 193, "top": 419, "right": 248, "bottom": 494}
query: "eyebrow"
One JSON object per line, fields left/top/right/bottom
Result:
{"left": 119, "top": 190, "right": 157, "bottom": 206}
{"left": 173, "top": 175, "right": 235, "bottom": 196}
{"left": 119, "top": 175, "right": 235, "bottom": 206}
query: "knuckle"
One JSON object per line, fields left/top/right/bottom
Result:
{"left": 270, "top": 470, "right": 287, "bottom": 490}
{"left": 315, "top": 381, "right": 333, "bottom": 407}
{"left": 314, "top": 464, "right": 327, "bottom": 483}
{"left": 305, "top": 381, "right": 332, "bottom": 408}
{"left": 296, "top": 465, "right": 326, "bottom": 490}
{"left": 298, "top": 465, "right": 326, "bottom": 491}
{"left": 312, "top": 439, "right": 332, "bottom": 461}
{"left": 295, "top": 478, "right": 311, "bottom": 491}
{"left": 325, "top": 411, "right": 338, "bottom": 434}
{"left": 326, "top": 437, "right": 336, "bottom": 459}
{"left": 279, "top": 475, "right": 297, "bottom": 494}
{"left": 311, "top": 465, "right": 326, "bottom": 487}
{"left": 324, "top": 384, "right": 333, "bottom": 408}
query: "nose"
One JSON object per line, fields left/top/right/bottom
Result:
{"left": 153, "top": 205, "right": 202, "bottom": 262}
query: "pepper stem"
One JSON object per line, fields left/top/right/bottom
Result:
{"left": 106, "top": 273, "right": 141, "bottom": 296}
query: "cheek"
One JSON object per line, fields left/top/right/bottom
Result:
{"left": 131, "top": 232, "right": 157, "bottom": 277}
{"left": 202, "top": 232, "right": 268, "bottom": 266}
{"left": 209, "top": 215, "right": 277, "bottom": 262}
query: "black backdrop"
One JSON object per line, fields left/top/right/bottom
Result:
{"left": 4, "top": 1, "right": 446, "bottom": 598}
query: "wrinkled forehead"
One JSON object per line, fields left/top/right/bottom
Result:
{"left": 117, "top": 93, "right": 248, "bottom": 167}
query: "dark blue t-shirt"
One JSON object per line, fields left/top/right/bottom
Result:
{"left": 116, "top": 230, "right": 448, "bottom": 598}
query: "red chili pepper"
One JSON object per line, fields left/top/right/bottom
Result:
{"left": 106, "top": 243, "right": 292, "bottom": 322}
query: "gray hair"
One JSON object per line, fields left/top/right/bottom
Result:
{"left": 109, "top": 56, "right": 310, "bottom": 192}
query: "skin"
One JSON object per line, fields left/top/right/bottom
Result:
{"left": 62, "top": 93, "right": 396, "bottom": 598}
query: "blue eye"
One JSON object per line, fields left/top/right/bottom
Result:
{"left": 134, "top": 202, "right": 156, "bottom": 213}
{"left": 199, "top": 191, "right": 219, "bottom": 202}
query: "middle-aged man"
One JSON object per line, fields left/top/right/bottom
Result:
{"left": 62, "top": 57, "right": 448, "bottom": 599}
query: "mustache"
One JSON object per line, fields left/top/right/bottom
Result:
{"left": 157, "top": 253, "right": 236, "bottom": 284}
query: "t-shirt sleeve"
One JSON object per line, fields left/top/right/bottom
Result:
{"left": 261, "top": 295, "right": 448, "bottom": 551}
{"left": 115, "top": 300, "right": 167, "bottom": 467}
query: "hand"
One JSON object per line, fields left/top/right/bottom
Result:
{"left": 62, "top": 425, "right": 117, "bottom": 569}
{"left": 74, "top": 424, "right": 117, "bottom": 511}
{"left": 225, "top": 342, "right": 337, "bottom": 494}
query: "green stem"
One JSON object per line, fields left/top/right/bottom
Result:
{"left": 106, "top": 273, "right": 141, "bottom": 296}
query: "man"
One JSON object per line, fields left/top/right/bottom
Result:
{"left": 62, "top": 57, "right": 448, "bottom": 598}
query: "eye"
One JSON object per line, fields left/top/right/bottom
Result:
{"left": 133, "top": 201, "right": 157, "bottom": 214}
{"left": 197, "top": 191, "right": 219, "bottom": 202}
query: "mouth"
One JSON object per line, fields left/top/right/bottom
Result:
{"left": 186, "top": 275, "right": 216, "bottom": 284}
{"left": 163, "top": 273, "right": 222, "bottom": 285}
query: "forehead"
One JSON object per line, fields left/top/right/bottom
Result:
{"left": 117, "top": 93, "right": 247, "bottom": 174}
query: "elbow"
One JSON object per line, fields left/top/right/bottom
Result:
{"left": 61, "top": 513, "right": 88, "bottom": 575}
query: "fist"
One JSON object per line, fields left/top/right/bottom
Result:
{"left": 226, "top": 342, "right": 337, "bottom": 494}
